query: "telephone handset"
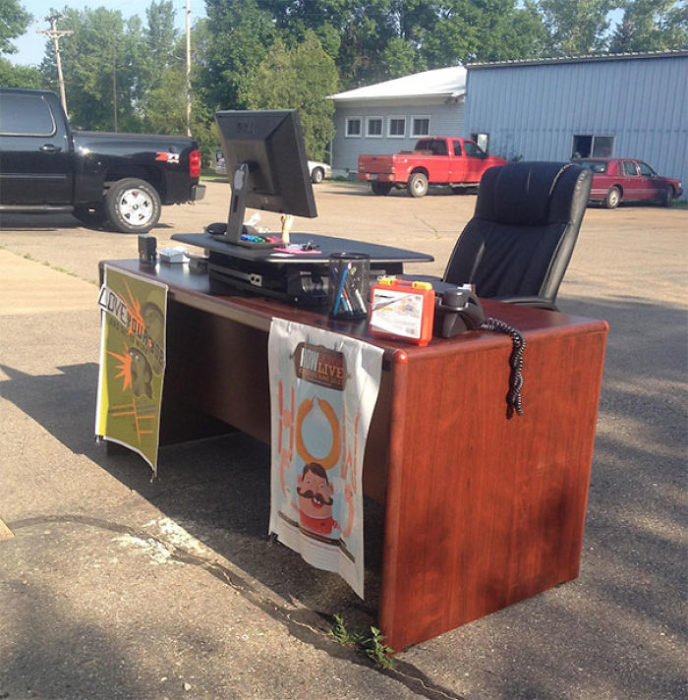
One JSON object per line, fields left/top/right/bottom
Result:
{"left": 434, "top": 287, "right": 485, "bottom": 338}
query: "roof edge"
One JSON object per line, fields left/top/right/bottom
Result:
{"left": 328, "top": 90, "right": 465, "bottom": 102}
{"left": 467, "top": 49, "right": 688, "bottom": 70}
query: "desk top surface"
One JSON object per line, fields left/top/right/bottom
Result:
{"left": 171, "top": 232, "right": 434, "bottom": 265}
{"left": 101, "top": 258, "right": 608, "bottom": 354}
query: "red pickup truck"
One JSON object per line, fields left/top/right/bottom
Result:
{"left": 357, "top": 137, "right": 506, "bottom": 197}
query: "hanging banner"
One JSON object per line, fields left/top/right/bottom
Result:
{"left": 268, "top": 319, "right": 383, "bottom": 598}
{"left": 95, "top": 266, "right": 168, "bottom": 474}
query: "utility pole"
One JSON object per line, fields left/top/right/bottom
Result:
{"left": 112, "top": 46, "right": 118, "bottom": 133}
{"left": 185, "top": 0, "right": 192, "bottom": 136}
{"left": 40, "top": 14, "right": 73, "bottom": 115}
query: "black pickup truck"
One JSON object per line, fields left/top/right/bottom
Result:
{"left": 0, "top": 87, "right": 205, "bottom": 233}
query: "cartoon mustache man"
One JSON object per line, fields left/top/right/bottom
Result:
{"left": 296, "top": 462, "right": 353, "bottom": 538}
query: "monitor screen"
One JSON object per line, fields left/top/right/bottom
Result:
{"left": 215, "top": 109, "right": 317, "bottom": 245}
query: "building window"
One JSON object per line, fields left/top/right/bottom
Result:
{"left": 412, "top": 117, "right": 430, "bottom": 137}
{"left": 346, "top": 118, "right": 362, "bottom": 137}
{"left": 388, "top": 117, "right": 406, "bottom": 137}
{"left": 592, "top": 136, "right": 614, "bottom": 157}
{"left": 366, "top": 117, "right": 383, "bottom": 137}
{"left": 572, "top": 134, "right": 614, "bottom": 159}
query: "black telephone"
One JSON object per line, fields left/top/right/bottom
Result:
{"left": 434, "top": 287, "right": 485, "bottom": 338}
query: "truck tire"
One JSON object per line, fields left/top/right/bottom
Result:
{"left": 603, "top": 186, "right": 621, "bottom": 209}
{"left": 408, "top": 172, "right": 429, "bottom": 198}
{"left": 371, "top": 181, "right": 392, "bottom": 196}
{"left": 73, "top": 204, "right": 108, "bottom": 228}
{"left": 105, "top": 178, "right": 161, "bottom": 233}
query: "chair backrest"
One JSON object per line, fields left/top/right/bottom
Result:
{"left": 442, "top": 161, "right": 592, "bottom": 305}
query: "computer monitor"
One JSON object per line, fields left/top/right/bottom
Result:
{"left": 214, "top": 109, "right": 317, "bottom": 247}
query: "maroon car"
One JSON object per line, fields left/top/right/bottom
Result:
{"left": 573, "top": 157, "right": 682, "bottom": 209}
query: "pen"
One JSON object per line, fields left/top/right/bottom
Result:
{"left": 353, "top": 288, "right": 367, "bottom": 313}
{"left": 341, "top": 286, "right": 353, "bottom": 313}
{"left": 333, "top": 266, "right": 349, "bottom": 315}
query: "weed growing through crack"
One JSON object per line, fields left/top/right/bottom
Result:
{"left": 330, "top": 614, "right": 395, "bottom": 669}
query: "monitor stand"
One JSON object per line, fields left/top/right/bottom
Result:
{"left": 209, "top": 162, "right": 281, "bottom": 249}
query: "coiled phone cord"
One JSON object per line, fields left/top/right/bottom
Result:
{"left": 479, "top": 318, "right": 526, "bottom": 417}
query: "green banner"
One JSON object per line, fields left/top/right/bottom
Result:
{"left": 95, "top": 266, "right": 168, "bottom": 473}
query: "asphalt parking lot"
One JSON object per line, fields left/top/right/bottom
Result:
{"left": 0, "top": 180, "right": 686, "bottom": 699}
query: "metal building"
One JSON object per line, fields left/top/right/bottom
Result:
{"left": 464, "top": 51, "right": 688, "bottom": 200}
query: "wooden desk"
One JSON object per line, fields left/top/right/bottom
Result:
{"left": 102, "top": 259, "right": 608, "bottom": 651}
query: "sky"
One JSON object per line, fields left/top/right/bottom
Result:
{"left": 9, "top": 0, "right": 207, "bottom": 66}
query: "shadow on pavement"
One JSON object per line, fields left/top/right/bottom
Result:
{"left": 0, "top": 212, "right": 173, "bottom": 232}
{"left": 1, "top": 292, "right": 685, "bottom": 698}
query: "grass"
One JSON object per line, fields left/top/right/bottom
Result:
{"left": 329, "top": 614, "right": 395, "bottom": 669}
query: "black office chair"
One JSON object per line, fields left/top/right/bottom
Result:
{"left": 425, "top": 161, "right": 592, "bottom": 310}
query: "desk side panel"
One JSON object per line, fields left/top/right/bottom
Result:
{"left": 380, "top": 324, "right": 607, "bottom": 651}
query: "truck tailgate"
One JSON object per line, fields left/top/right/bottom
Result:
{"left": 359, "top": 154, "right": 396, "bottom": 174}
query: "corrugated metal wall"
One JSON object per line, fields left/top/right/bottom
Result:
{"left": 331, "top": 102, "right": 465, "bottom": 174}
{"left": 464, "top": 55, "right": 687, "bottom": 199}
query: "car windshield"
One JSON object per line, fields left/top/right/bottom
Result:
{"left": 577, "top": 160, "right": 607, "bottom": 173}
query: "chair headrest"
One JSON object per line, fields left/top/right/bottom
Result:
{"left": 476, "top": 161, "right": 584, "bottom": 226}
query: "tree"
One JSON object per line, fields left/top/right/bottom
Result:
{"left": 419, "top": 0, "right": 548, "bottom": 66}
{"left": 0, "top": 56, "right": 41, "bottom": 86}
{"left": 609, "top": 0, "right": 688, "bottom": 53}
{"left": 663, "top": 0, "right": 688, "bottom": 47}
{"left": 255, "top": 0, "right": 411, "bottom": 85}
{"left": 0, "top": 0, "right": 31, "bottom": 54}
{"left": 139, "top": 2, "right": 185, "bottom": 132}
{"left": 246, "top": 31, "right": 339, "bottom": 160}
{"left": 379, "top": 37, "right": 427, "bottom": 79}
{"left": 38, "top": 4, "right": 187, "bottom": 133}
{"left": 537, "top": 0, "right": 614, "bottom": 55}
{"left": 138, "top": 17, "right": 219, "bottom": 161}
{"left": 143, "top": 65, "right": 188, "bottom": 135}
{"left": 202, "top": 0, "right": 277, "bottom": 109}
{"left": 39, "top": 7, "right": 148, "bottom": 130}
{"left": 253, "top": 1, "right": 548, "bottom": 87}
{"left": 142, "top": 0, "right": 180, "bottom": 94}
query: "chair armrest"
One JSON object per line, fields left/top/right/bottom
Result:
{"left": 397, "top": 274, "right": 442, "bottom": 284}
{"left": 493, "top": 295, "right": 559, "bottom": 310}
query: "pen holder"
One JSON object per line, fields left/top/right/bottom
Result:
{"left": 138, "top": 234, "right": 157, "bottom": 267}
{"left": 328, "top": 252, "right": 370, "bottom": 319}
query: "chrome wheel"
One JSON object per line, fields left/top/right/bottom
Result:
{"left": 604, "top": 186, "right": 620, "bottom": 209}
{"left": 408, "top": 172, "right": 429, "bottom": 198}
{"left": 117, "top": 187, "right": 155, "bottom": 227}
{"left": 105, "top": 178, "right": 161, "bottom": 233}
